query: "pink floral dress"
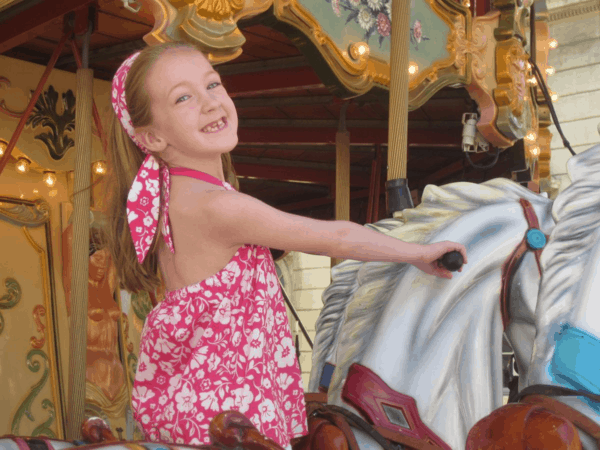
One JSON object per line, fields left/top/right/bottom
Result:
{"left": 131, "top": 169, "right": 308, "bottom": 448}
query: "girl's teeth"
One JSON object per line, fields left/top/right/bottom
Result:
{"left": 202, "top": 119, "right": 226, "bottom": 133}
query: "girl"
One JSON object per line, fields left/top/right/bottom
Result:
{"left": 105, "top": 42, "right": 467, "bottom": 449}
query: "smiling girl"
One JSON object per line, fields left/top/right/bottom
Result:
{"left": 105, "top": 42, "right": 466, "bottom": 449}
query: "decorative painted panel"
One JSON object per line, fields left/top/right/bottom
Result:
{"left": 271, "top": 0, "right": 471, "bottom": 104}
{"left": 0, "top": 197, "right": 64, "bottom": 439}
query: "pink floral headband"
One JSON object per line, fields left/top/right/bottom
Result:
{"left": 111, "top": 51, "right": 174, "bottom": 264}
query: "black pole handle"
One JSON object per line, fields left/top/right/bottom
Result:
{"left": 438, "top": 251, "right": 464, "bottom": 272}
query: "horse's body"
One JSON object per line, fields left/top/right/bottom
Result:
{"left": 309, "top": 178, "right": 555, "bottom": 449}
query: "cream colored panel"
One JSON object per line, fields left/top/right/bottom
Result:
{"left": 0, "top": 199, "right": 63, "bottom": 438}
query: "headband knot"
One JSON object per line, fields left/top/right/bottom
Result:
{"left": 112, "top": 51, "right": 174, "bottom": 263}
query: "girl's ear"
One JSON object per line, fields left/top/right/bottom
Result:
{"left": 135, "top": 127, "right": 168, "bottom": 153}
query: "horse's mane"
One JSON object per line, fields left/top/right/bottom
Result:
{"left": 309, "top": 177, "right": 548, "bottom": 391}
{"left": 533, "top": 145, "right": 600, "bottom": 358}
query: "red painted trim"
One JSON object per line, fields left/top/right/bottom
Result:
{"left": 0, "top": 0, "right": 96, "bottom": 53}
{"left": 342, "top": 363, "right": 451, "bottom": 449}
{"left": 14, "top": 438, "right": 31, "bottom": 450}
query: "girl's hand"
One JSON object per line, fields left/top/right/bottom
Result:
{"left": 412, "top": 241, "right": 468, "bottom": 279}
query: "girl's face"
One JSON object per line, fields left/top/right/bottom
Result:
{"left": 142, "top": 48, "right": 238, "bottom": 166}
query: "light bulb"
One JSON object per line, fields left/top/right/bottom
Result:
{"left": 0, "top": 140, "right": 7, "bottom": 157}
{"left": 357, "top": 43, "right": 368, "bottom": 56}
{"left": 43, "top": 171, "right": 57, "bottom": 187}
{"left": 528, "top": 77, "right": 538, "bottom": 85}
{"left": 550, "top": 92, "right": 559, "bottom": 102}
{"left": 549, "top": 39, "right": 558, "bottom": 49}
{"left": 408, "top": 63, "right": 419, "bottom": 75}
{"left": 525, "top": 131, "right": 537, "bottom": 142}
{"left": 16, "top": 157, "right": 30, "bottom": 174}
{"left": 546, "top": 66, "right": 555, "bottom": 76}
{"left": 93, "top": 160, "right": 107, "bottom": 175}
{"left": 464, "top": 0, "right": 470, "bottom": 6}
{"left": 530, "top": 146, "right": 540, "bottom": 157}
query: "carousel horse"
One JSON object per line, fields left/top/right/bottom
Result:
{"left": 305, "top": 177, "right": 555, "bottom": 450}
{"left": 467, "top": 144, "right": 600, "bottom": 450}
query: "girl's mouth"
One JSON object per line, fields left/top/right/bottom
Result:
{"left": 201, "top": 117, "right": 228, "bottom": 133}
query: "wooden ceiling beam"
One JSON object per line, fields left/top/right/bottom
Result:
{"left": 234, "top": 162, "right": 373, "bottom": 187}
{"left": 277, "top": 189, "right": 371, "bottom": 212}
{"left": 55, "top": 39, "right": 146, "bottom": 68}
{"left": 222, "top": 66, "right": 322, "bottom": 94}
{"left": 0, "top": 0, "right": 96, "bottom": 53}
{"left": 238, "top": 127, "right": 462, "bottom": 146}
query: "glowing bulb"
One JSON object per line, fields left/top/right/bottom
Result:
{"left": 93, "top": 160, "right": 107, "bottom": 175}
{"left": 0, "top": 140, "right": 7, "bottom": 157}
{"left": 408, "top": 63, "right": 419, "bottom": 75}
{"left": 464, "top": 0, "right": 470, "bottom": 6}
{"left": 549, "top": 39, "right": 558, "bottom": 49}
{"left": 33, "top": 189, "right": 38, "bottom": 194}
{"left": 526, "top": 62, "right": 532, "bottom": 70}
{"left": 530, "top": 146, "right": 540, "bottom": 157}
{"left": 550, "top": 91, "right": 559, "bottom": 102}
{"left": 16, "top": 157, "right": 30, "bottom": 174}
{"left": 525, "top": 131, "right": 537, "bottom": 142}
{"left": 528, "top": 76, "right": 538, "bottom": 85}
{"left": 43, "top": 171, "right": 57, "bottom": 187}
{"left": 545, "top": 66, "right": 555, "bottom": 76}
{"left": 357, "top": 43, "right": 368, "bottom": 55}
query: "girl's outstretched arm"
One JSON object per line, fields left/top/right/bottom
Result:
{"left": 202, "top": 190, "right": 467, "bottom": 278}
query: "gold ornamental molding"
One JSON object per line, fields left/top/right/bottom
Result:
{"left": 139, "top": 0, "right": 273, "bottom": 64}
{"left": 465, "top": 11, "right": 514, "bottom": 148}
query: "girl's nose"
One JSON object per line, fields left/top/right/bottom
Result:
{"left": 200, "top": 90, "right": 220, "bottom": 113}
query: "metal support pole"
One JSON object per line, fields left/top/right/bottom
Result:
{"left": 66, "top": 23, "right": 93, "bottom": 441}
{"left": 386, "top": 0, "right": 414, "bottom": 215}
{"left": 0, "top": 32, "right": 69, "bottom": 177}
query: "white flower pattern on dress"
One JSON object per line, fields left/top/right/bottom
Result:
{"left": 132, "top": 242, "right": 307, "bottom": 448}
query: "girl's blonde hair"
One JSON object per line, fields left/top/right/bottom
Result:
{"left": 105, "top": 42, "right": 239, "bottom": 293}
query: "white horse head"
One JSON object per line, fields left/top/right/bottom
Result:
{"left": 527, "top": 144, "right": 600, "bottom": 449}
{"left": 310, "top": 178, "right": 555, "bottom": 449}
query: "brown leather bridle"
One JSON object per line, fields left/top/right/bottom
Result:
{"left": 500, "top": 198, "right": 549, "bottom": 331}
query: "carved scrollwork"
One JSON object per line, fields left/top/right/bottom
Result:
{"left": 494, "top": 37, "right": 536, "bottom": 141}
{"left": 0, "top": 198, "right": 50, "bottom": 227}
{"left": 31, "top": 305, "right": 47, "bottom": 349}
{"left": 0, "top": 278, "right": 21, "bottom": 336}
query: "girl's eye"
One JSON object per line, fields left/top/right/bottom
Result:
{"left": 208, "top": 82, "right": 222, "bottom": 90}
{"left": 176, "top": 95, "right": 190, "bottom": 104}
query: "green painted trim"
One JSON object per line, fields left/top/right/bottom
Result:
{"left": 11, "top": 349, "right": 52, "bottom": 436}
{"left": 0, "top": 278, "right": 22, "bottom": 336}
{"left": 31, "top": 399, "right": 56, "bottom": 438}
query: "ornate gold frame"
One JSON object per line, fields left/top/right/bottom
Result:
{"left": 271, "top": 0, "right": 471, "bottom": 106}
{"left": 0, "top": 197, "right": 65, "bottom": 439}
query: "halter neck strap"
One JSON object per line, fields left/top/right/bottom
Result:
{"left": 169, "top": 167, "right": 229, "bottom": 188}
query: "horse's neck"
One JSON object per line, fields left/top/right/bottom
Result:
{"left": 327, "top": 200, "right": 555, "bottom": 449}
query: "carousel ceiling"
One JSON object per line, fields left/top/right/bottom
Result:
{"left": 0, "top": 0, "right": 519, "bottom": 223}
